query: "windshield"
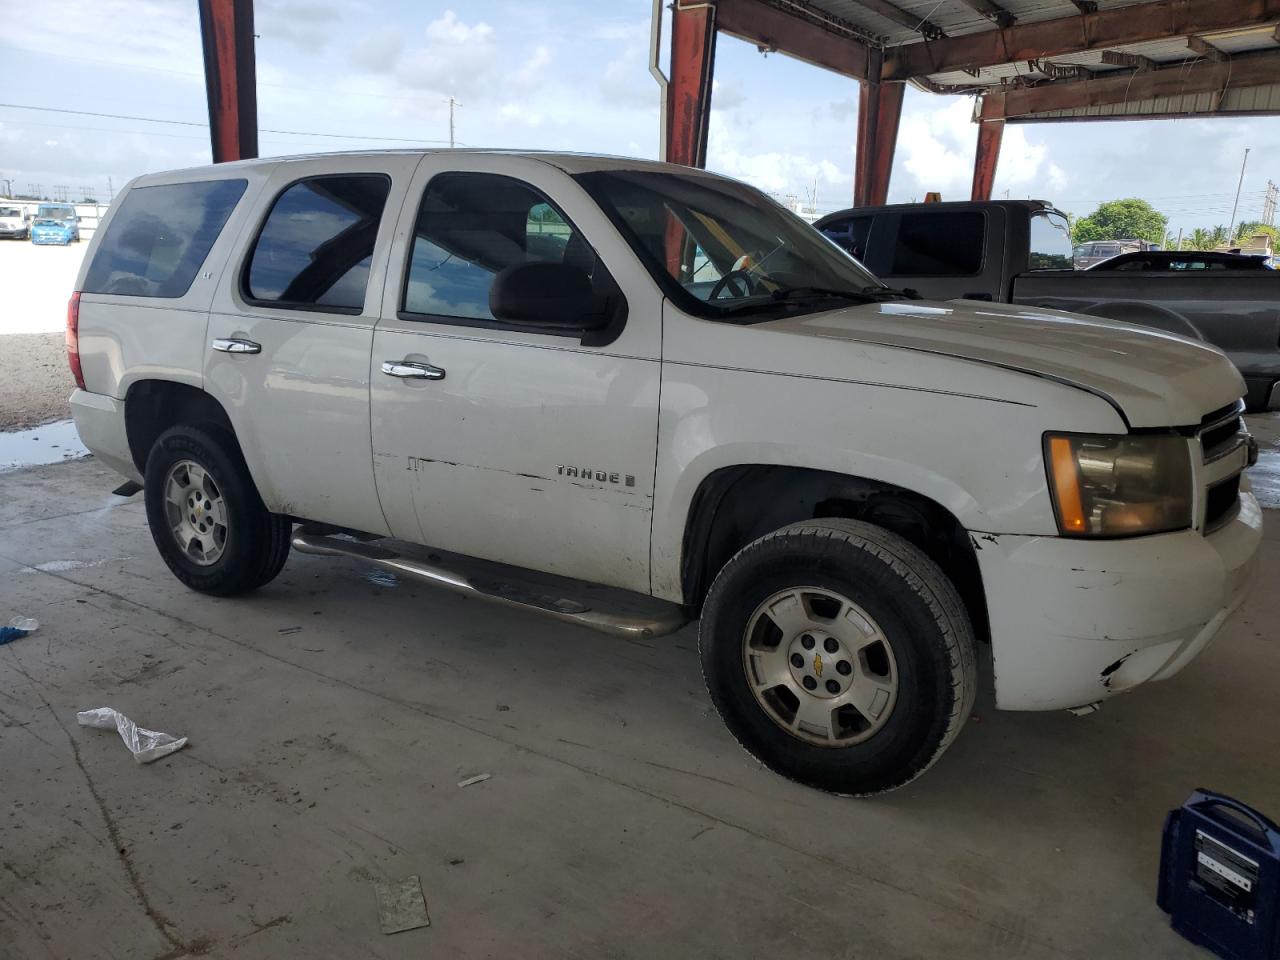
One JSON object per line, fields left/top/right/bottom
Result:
{"left": 0, "top": 207, "right": 20, "bottom": 218}
{"left": 575, "top": 169, "right": 888, "bottom": 321}
{"left": 36, "top": 205, "right": 73, "bottom": 221}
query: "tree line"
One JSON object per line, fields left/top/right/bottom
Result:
{"left": 1070, "top": 198, "right": 1277, "bottom": 250}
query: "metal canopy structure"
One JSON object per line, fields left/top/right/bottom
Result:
{"left": 664, "top": 0, "right": 1280, "bottom": 204}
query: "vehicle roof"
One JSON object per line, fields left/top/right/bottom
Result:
{"left": 1106, "top": 250, "right": 1266, "bottom": 262}
{"left": 814, "top": 199, "right": 1059, "bottom": 226}
{"left": 129, "top": 150, "right": 712, "bottom": 187}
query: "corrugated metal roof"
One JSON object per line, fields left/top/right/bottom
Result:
{"left": 802, "top": 0, "right": 1163, "bottom": 47}
{"left": 787, "top": 1, "right": 1280, "bottom": 119}
{"left": 1010, "top": 81, "right": 1280, "bottom": 120}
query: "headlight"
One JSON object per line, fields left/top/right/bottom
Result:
{"left": 1044, "top": 433, "right": 1192, "bottom": 537}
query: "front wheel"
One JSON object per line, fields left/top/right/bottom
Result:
{"left": 699, "top": 519, "right": 977, "bottom": 796}
{"left": 144, "top": 425, "right": 291, "bottom": 596}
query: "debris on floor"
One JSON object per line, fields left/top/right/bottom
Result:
{"left": 458, "top": 773, "right": 491, "bottom": 788}
{"left": 367, "top": 570, "right": 399, "bottom": 588}
{"left": 75, "top": 707, "right": 188, "bottom": 763}
{"left": 0, "top": 616, "right": 38, "bottom": 645}
{"left": 373, "top": 875, "right": 430, "bottom": 935}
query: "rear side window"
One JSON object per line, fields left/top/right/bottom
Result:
{"left": 83, "top": 179, "right": 246, "bottom": 297}
{"left": 402, "top": 172, "right": 601, "bottom": 323}
{"left": 245, "top": 174, "right": 391, "bottom": 312}
{"left": 890, "top": 212, "right": 984, "bottom": 276}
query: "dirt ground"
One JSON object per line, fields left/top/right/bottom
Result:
{"left": 0, "top": 331, "right": 74, "bottom": 429}
{"left": 0, "top": 240, "right": 85, "bottom": 429}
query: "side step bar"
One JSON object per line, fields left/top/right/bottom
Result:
{"left": 292, "top": 528, "right": 689, "bottom": 640}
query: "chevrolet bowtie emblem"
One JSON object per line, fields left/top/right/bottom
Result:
{"left": 813, "top": 653, "right": 824, "bottom": 677}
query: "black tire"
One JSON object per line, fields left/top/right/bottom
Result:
{"left": 144, "top": 425, "right": 291, "bottom": 596}
{"left": 699, "top": 518, "right": 977, "bottom": 796}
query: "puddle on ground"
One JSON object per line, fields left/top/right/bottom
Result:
{"left": 0, "top": 420, "right": 89, "bottom": 473}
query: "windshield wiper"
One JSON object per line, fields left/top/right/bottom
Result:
{"left": 769, "top": 286, "right": 879, "bottom": 303}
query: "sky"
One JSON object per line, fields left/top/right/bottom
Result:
{"left": 0, "top": 0, "right": 1276, "bottom": 237}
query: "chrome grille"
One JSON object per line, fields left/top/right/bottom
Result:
{"left": 1196, "top": 399, "right": 1248, "bottom": 534}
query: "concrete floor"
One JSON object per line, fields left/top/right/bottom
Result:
{"left": 2, "top": 436, "right": 1279, "bottom": 959}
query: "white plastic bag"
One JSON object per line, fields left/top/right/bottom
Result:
{"left": 76, "top": 707, "right": 188, "bottom": 764}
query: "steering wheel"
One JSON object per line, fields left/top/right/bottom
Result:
{"left": 708, "top": 268, "right": 757, "bottom": 300}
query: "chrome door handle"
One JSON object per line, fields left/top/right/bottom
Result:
{"left": 212, "top": 337, "right": 261, "bottom": 354}
{"left": 381, "top": 360, "right": 445, "bottom": 380}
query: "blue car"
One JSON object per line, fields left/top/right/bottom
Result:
{"left": 29, "top": 203, "right": 80, "bottom": 245}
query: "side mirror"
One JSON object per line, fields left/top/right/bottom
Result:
{"left": 489, "top": 261, "right": 607, "bottom": 330}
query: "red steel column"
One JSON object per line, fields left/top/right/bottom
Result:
{"left": 971, "top": 119, "right": 1004, "bottom": 201}
{"left": 198, "top": 0, "right": 258, "bottom": 163}
{"left": 854, "top": 80, "right": 904, "bottom": 207}
{"left": 666, "top": 3, "right": 717, "bottom": 168}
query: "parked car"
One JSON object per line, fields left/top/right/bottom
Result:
{"left": 0, "top": 205, "right": 28, "bottom": 239}
{"left": 816, "top": 200, "right": 1280, "bottom": 410}
{"left": 69, "top": 154, "right": 1260, "bottom": 795}
{"left": 1073, "top": 238, "right": 1156, "bottom": 269}
{"left": 30, "top": 202, "right": 80, "bottom": 244}
{"left": 1089, "top": 250, "right": 1273, "bottom": 272}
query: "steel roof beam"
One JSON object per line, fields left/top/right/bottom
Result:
{"left": 1100, "top": 50, "right": 1157, "bottom": 71}
{"left": 716, "top": 0, "right": 872, "bottom": 80}
{"left": 883, "top": 0, "right": 1280, "bottom": 81}
{"left": 1187, "top": 35, "right": 1228, "bottom": 61}
{"left": 978, "top": 47, "right": 1280, "bottom": 120}
{"left": 848, "top": 0, "right": 947, "bottom": 39}
{"left": 955, "top": 0, "right": 1016, "bottom": 30}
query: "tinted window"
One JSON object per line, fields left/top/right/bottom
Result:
{"left": 246, "top": 175, "right": 390, "bottom": 310}
{"left": 0, "top": 207, "right": 20, "bottom": 217}
{"left": 1029, "top": 211, "right": 1073, "bottom": 270}
{"left": 890, "top": 212, "right": 984, "bottom": 276}
{"left": 403, "top": 173, "right": 601, "bottom": 322}
{"left": 821, "top": 215, "right": 874, "bottom": 260}
{"left": 83, "top": 179, "right": 246, "bottom": 298}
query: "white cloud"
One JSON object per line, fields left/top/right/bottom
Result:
{"left": 398, "top": 10, "right": 499, "bottom": 98}
{"left": 350, "top": 28, "right": 404, "bottom": 75}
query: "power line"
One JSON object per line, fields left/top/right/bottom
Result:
{"left": 0, "top": 102, "right": 459, "bottom": 145}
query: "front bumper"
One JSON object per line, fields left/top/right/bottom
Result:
{"left": 31, "top": 230, "right": 72, "bottom": 244}
{"left": 975, "top": 491, "right": 1262, "bottom": 711}
{"left": 0, "top": 227, "right": 28, "bottom": 239}
{"left": 69, "top": 389, "right": 140, "bottom": 483}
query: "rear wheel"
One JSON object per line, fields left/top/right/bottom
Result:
{"left": 700, "top": 519, "right": 976, "bottom": 795}
{"left": 144, "top": 425, "right": 291, "bottom": 596}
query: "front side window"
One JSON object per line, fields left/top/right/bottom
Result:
{"left": 84, "top": 179, "right": 247, "bottom": 298}
{"left": 245, "top": 174, "right": 391, "bottom": 311}
{"left": 575, "top": 169, "right": 884, "bottom": 322}
{"left": 402, "top": 172, "right": 605, "bottom": 323}
{"left": 891, "top": 212, "right": 985, "bottom": 276}
{"left": 820, "top": 215, "right": 874, "bottom": 261}
{"left": 1028, "top": 211, "right": 1073, "bottom": 270}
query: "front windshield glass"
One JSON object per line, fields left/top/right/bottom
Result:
{"left": 0, "top": 207, "right": 20, "bottom": 218}
{"left": 37, "top": 205, "right": 72, "bottom": 220}
{"left": 575, "top": 169, "right": 886, "bottom": 320}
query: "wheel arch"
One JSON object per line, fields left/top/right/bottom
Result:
{"left": 124, "top": 379, "right": 238, "bottom": 474}
{"left": 679, "top": 464, "right": 989, "bottom": 643}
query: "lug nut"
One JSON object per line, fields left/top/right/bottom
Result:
{"left": 837, "top": 660, "right": 852, "bottom": 676}
{"left": 801, "top": 634, "right": 815, "bottom": 650}
{"left": 824, "top": 637, "right": 838, "bottom": 653}
{"left": 790, "top": 653, "right": 804, "bottom": 668}
{"left": 802, "top": 676, "right": 817, "bottom": 691}
{"left": 826, "top": 680, "right": 840, "bottom": 694}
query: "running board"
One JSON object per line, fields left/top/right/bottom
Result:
{"left": 291, "top": 528, "right": 689, "bottom": 640}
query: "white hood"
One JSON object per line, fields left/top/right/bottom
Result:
{"left": 761, "top": 298, "right": 1244, "bottom": 428}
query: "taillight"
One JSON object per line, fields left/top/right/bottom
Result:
{"left": 66, "top": 291, "right": 85, "bottom": 390}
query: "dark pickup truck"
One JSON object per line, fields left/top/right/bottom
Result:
{"left": 815, "top": 200, "right": 1280, "bottom": 410}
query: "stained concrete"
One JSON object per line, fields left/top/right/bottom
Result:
{"left": 1, "top": 438, "right": 1278, "bottom": 959}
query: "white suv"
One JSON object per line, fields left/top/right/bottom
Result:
{"left": 68, "top": 151, "right": 1261, "bottom": 794}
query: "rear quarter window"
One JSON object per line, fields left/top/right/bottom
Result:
{"left": 83, "top": 180, "right": 247, "bottom": 298}
{"left": 890, "top": 211, "right": 984, "bottom": 276}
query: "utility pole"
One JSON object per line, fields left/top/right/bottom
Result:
{"left": 1175, "top": 227, "right": 1183, "bottom": 251}
{"left": 107, "top": 176, "right": 115, "bottom": 202}
{"left": 1263, "top": 179, "right": 1278, "bottom": 227}
{"left": 444, "top": 97, "right": 461, "bottom": 149}
{"left": 1227, "top": 147, "right": 1250, "bottom": 245}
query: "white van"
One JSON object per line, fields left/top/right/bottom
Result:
{"left": 68, "top": 151, "right": 1260, "bottom": 794}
